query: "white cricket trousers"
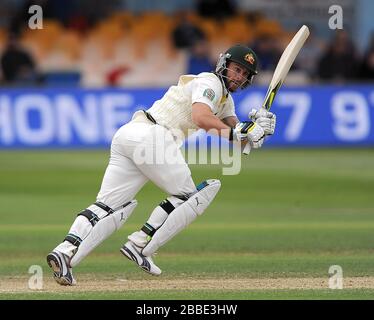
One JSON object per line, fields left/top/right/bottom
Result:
{"left": 96, "top": 120, "right": 196, "bottom": 209}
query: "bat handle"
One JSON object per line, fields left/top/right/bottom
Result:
{"left": 243, "top": 142, "right": 251, "bottom": 155}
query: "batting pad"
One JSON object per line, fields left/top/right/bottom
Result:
{"left": 142, "top": 179, "right": 221, "bottom": 256}
{"left": 70, "top": 200, "right": 137, "bottom": 267}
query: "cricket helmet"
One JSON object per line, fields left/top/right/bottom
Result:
{"left": 215, "top": 44, "right": 258, "bottom": 90}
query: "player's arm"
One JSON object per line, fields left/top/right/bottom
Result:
{"left": 222, "top": 116, "right": 239, "bottom": 128}
{"left": 191, "top": 103, "right": 265, "bottom": 148}
{"left": 191, "top": 102, "right": 232, "bottom": 140}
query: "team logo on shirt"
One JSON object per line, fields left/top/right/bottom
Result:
{"left": 203, "top": 88, "right": 215, "bottom": 101}
{"left": 244, "top": 53, "right": 255, "bottom": 64}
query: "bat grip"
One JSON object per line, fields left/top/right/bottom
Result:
{"left": 243, "top": 142, "right": 251, "bottom": 155}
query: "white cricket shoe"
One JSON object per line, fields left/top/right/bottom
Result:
{"left": 120, "top": 241, "right": 162, "bottom": 276}
{"left": 46, "top": 251, "right": 77, "bottom": 286}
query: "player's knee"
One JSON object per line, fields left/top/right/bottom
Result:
{"left": 165, "top": 181, "right": 196, "bottom": 200}
{"left": 165, "top": 179, "right": 221, "bottom": 215}
{"left": 142, "top": 179, "right": 221, "bottom": 256}
{"left": 192, "top": 179, "right": 221, "bottom": 216}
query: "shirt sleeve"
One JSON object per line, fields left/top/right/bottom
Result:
{"left": 219, "top": 95, "right": 237, "bottom": 119}
{"left": 190, "top": 75, "right": 222, "bottom": 112}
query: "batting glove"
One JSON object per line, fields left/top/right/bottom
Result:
{"left": 231, "top": 121, "right": 265, "bottom": 149}
{"left": 249, "top": 108, "right": 277, "bottom": 136}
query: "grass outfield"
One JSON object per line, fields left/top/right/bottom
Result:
{"left": 0, "top": 148, "right": 373, "bottom": 299}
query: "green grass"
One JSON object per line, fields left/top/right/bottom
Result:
{"left": 0, "top": 148, "right": 373, "bottom": 299}
{"left": 2, "top": 289, "right": 374, "bottom": 300}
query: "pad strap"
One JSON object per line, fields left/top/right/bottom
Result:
{"left": 141, "top": 223, "right": 156, "bottom": 237}
{"left": 64, "top": 233, "right": 82, "bottom": 246}
{"left": 94, "top": 201, "right": 114, "bottom": 214}
{"left": 78, "top": 209, "right": 99, "bottom": 226}
{"left": 141, "top": 199, "right": 176, "bottom": 237}
{"left": 159, "top": 199, "right": 175, "bottom": 214}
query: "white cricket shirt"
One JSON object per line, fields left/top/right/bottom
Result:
{"left": 145, "top": 72, "right": 236, "bottom": 139}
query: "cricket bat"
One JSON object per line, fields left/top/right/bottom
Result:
{"left": 243, "top": 25, "right": 310, "bottom": 155}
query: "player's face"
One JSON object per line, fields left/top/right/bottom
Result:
{"left": 225, "top": 61, "right": 250, "bottom": 92}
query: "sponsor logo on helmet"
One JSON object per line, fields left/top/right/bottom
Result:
{"left": 244, "top": 53, "right": 255, "bottom": 64}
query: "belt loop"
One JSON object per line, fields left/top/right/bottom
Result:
{"left": 142, "top": 110, "right": 157, "bottom": 124}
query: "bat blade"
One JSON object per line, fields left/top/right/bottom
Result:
{"left": 262, "top": 25, "right": 310, "bottom": 111}
{"left": 243, "top": 25, "right": 310, "bottom": 155}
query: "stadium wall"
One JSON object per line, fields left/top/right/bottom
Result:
{"left": 0, "top": 85, "right": 373, "bottom": 148}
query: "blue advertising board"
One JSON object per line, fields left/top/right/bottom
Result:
{"left": 0, "top": 85, "right": 373, "bottom": 148}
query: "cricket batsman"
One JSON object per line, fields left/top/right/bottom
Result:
{"left": 46, "top": 44, "right": 276, "bottom": 285}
